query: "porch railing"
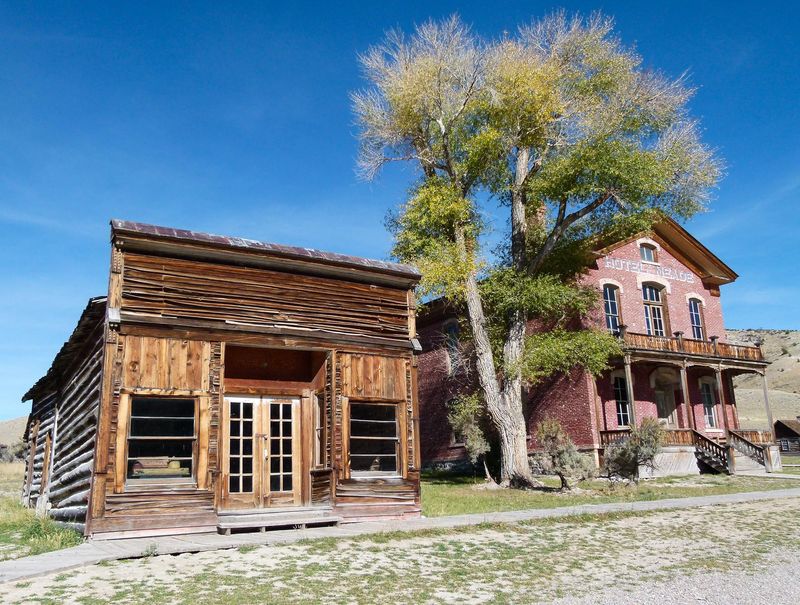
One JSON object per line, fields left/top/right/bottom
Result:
{"left": 728, "top": 430, "right": 766, "bottom": 467}
{"left": 620, "top": 331, "right": 764, "bottom": 362}
{"left": 692, "top": 429, "right": 730, "bottom": 473}
{"left": 733, "top": 429, "right": 774, "bottom": 445}
{"left": 600, "top": 428, "right": 696, "bottom": 448}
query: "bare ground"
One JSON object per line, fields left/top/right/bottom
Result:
{"left": 2, "top": 496, "right": 799, "bottom": 604}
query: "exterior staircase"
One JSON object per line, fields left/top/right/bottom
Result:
{"left": 692, "top": 430, "right": 731, "bottom": 474}
{"left": 217, "top": 507, "right": 342, "bottom": 535}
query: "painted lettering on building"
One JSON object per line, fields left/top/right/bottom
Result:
{"left": 604, "top": 257, "right": 695, "bottom": 283}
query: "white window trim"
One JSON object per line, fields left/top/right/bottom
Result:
{"left": 698, "top": 377, "right": 719, "bottom": 429}
{"left": 599, "top": 278, "right": 625, "bottom": 294}
{"left": 685, "top": 292, "right": 707, "bottom": 306}
{"left": 636, "top": 237, "right": 661, "bottom": 250}
{"left": 637, "top": 275, "right": 671, "bottom": 294}
{"left": 610, "top": 370, "right": 632, "bottom": 428}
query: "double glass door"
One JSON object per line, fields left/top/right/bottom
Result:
{"left": 224, "top": 395, "right": 299, "bottom": 508}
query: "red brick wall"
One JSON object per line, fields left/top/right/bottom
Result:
{"left": 417, "top": 234, "right": 739, "bottom": 466}
{"left": 595, "top": 363, "right": 738, "bottom": 435}
{"left": 584, "top": 237, "right": 726, "bottom": 341}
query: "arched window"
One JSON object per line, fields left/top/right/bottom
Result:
{"left": 443, "top": 320, "right": 460, "bottom": 374}
{"left": 688, "top": 298, "right": 704, "bottom": 340}
{"left": 639, "top": 244, "right": 658, "bottom": 263}
{"left": 612, "top": 374, "right": 631, "bottom": 427}
{"left": 602, "top": 284, "right": 621, "bottom": 333}
{"left": 642, "top": 283, "right": 668, "bottom": 336}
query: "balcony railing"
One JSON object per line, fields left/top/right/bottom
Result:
{"left": 619, "top": 328, "right": 764, "bottom": 362}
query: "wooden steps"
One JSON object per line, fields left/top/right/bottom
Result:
{"left": 217, "top": 509, "right": 341, "bottom": 535}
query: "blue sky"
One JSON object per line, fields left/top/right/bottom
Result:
{"left": 1, "top": 2, "right": 798, "bottom": 420}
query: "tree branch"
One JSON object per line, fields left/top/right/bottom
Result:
{"left": 528, "top": 192, "right": 613, "bottom": 274}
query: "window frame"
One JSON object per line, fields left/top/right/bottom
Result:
{"left": 699, "top": 379, "right": 718, "bottom": 429}
{"left": 639, "top": 244, "right": 658, "bottom": 264}
{"left": 688, "top": 298, "right": 705, "bottom": 340}
{"left": 347, "top": 400, "right": 401, "bottom": 478}
{"left": 125, "top": 395, "right": 199, "bottom": 486}
{"left": 442, "top": 319, "right": 461, "bottom": 375}
{"left": 602, "top": 284, "right": 622, "bottom": 333}
{"left": 612, "top": 374, "right": 632, "bottom": 427}
{"left": 642, "top": 283, "right": 669, "bottom": 337}
{"left": 313, "top": 392, "right": 327, "bottom": 469}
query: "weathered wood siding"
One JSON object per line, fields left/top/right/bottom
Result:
{"left": 120, "top": 252, "right": 411, "bottom": 344}
{"left": 23, "top": 321, "right": 104, "bottom": 533}
{"left": 91, "top": 332, "right": 217, "bottom": 535}
{"left": 334, "top": 353, "right": 420, "bottom": 515}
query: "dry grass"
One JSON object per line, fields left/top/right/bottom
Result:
{"left": 0, "top": 462, "right": 83, "bottom": 561}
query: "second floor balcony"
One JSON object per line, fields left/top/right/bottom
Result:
{"left": 617, "top": 325, "right": 765, "bottom": 366}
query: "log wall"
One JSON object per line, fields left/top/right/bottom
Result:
{"left": 23, "top": 320, "right": 104, "bottom": 533}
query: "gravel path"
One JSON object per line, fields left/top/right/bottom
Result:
{"left": 556, "top": 555, "right": 800, "bottom": 604}
{"left": 3, "top": 496, "right": 800, "bottom": 604}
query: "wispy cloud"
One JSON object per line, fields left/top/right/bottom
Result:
{"left": 694, "top": 171, "right": 800, "bottom": 240}
{"left": 0, "top": 206, "right": 103, "bottom": 240}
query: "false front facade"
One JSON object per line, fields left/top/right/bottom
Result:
{"left": 418, "top": 218, "right": 779, "bottom": 476}
{"left": 22, "top": 221, "right": 422, "bottom": 538}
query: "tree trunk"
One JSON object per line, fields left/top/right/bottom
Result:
{"left": 455, "top": 226, "right": 541, "bottom": 488}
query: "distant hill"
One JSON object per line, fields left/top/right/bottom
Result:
{"left": 0, "top": 416, "right": 26, "bottom": 447}
{"left": 727, "top": 329, "right": 800, "bottom": 428}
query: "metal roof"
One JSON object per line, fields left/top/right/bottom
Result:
{"left": 111, "top": 220, "right": 421, "bottom": 281}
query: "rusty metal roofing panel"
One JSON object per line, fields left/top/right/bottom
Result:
{"left": 110, "top": 219, "right": 421, "bottom": 280}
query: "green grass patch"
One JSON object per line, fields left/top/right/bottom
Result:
{"left": 0, "top": 463, "right": 83, "bottom": 561}
{"left": 420, "top": 471, "right": 800, "bottom": 516}
{"left": 0, "top": 498, "right": 83, "bottom": 560}
{"left": 780, "top": 454, "right": 800, "bottom": 474}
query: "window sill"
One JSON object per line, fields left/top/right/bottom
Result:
{"left": 124, "top": 480, "right": 199, "bottom": 491}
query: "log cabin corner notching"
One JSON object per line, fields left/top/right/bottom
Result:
{"left": 21, "top": 220, "right": 422, "bottom": 538}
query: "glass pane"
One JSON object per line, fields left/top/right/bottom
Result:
{"left": 270, "top": 475, "right": 280, "bottom": 492}
{"left": 230, "top": 439, "right": 240, "bottom": 455}
{"left": 230, "top": 401, "right": 240, "bottom": 418}
{"left": 242, "top": 421, "right": 253, "bottom": 437}
{"left": 242, "top": 476, "right": 252, "bottom": 492}
{"left": 242, "top": 402, "right": 252, "bottom": 419}
{"left": 350, "top": 454, "right": 397, "bottom": 472}
{"left": 231, "top": 422, "right": 240, "bottom": 437}
{"left": 131, "top": 398, "right": 194, "bottom": 419}
{"left": 284, "top": 475, "right": 292, "bottom": 492}
{"left": 351, "top": 437, "right": 396, "bottom": 456}
{"left": 130, "top": 417, "right": 194, "bottom": 437}
{"left": 242, "top": 457, "right": 252, "bottom": 473}
{"left": 271, "top": 457, "right": 280, "bottom": 473}
{"left": 271, "top": 439, "right": 280, "bottom": 455}
{"left": 230, "top": 458, "right": 240, "bottom": 474}
{"left": 243, "top": 439, "right": 252, "bottom": 455}
{"left": 271, "top": 403, "right": 280, "bottom": 419}
{"left": 282, "top": 404, "right": 292, "bottom": 419}
{"left": 127, "top": 440, "right": 193, "bottom": 480}
{"left": 230, "top": 476, "right": 240, "bottom": 493}
{"left": 282, "top": 456, "right": 292, "bottom": 473}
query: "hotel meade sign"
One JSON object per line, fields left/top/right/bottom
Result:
{"left": 604, "top": 257, "right": 695, "bottom": 284}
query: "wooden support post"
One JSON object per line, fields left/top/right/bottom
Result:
{"left": 623, "top": 355, "right": 636, "bottom": 427}
{"left": 679, "top": 364, "right": 694, "bottom": 431}
{"left": 715, "top": 368, "right": 731, "bottom": 434}
{"left": 761, "top": 372, "right": 775, "bottom": 438}
{"left": 716, "top": 367, "right": 735, "bottom": 474}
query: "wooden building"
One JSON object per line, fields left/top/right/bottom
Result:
{"left": 774, "top": 419, "right": 800, "bottom": 453}
{"left": 22, "top": 221, "right": 422, "bottom": 538}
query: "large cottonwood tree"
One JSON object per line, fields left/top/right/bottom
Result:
{"left": 353, "top": 13, "right": 721, "bottom": 487}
